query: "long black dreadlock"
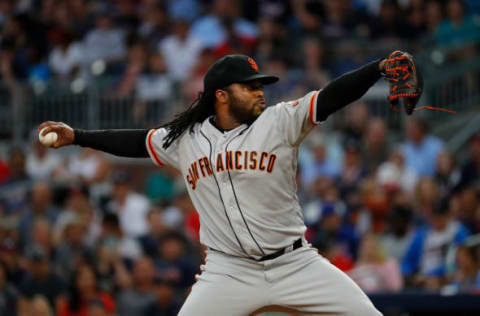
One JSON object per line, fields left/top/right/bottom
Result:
{"left": 160, "top": 91, "right": 215, "bottom": 149}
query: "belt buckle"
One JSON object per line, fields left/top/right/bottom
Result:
{"left": 284, "top": 244, "right": 294, "bottom": 253}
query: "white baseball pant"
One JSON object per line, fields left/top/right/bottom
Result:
{"left": 178, "top": 245, "right": 382, "bottom": 316}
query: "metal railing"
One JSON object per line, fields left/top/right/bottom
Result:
{"left": 0, "top": 43, "right": 479, "bottom": 146}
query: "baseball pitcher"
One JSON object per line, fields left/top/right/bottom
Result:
{"left": 39, "top": 52, "right": 422, "bottom": 315}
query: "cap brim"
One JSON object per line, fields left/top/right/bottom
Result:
{"left": 239, "top": 73, "right": 279, "bottom": 85}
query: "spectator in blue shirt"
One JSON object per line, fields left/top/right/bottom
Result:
{"left": 401, "top": 117, "right": 445, "bottom": 177}
{"left": 402, "top": 200, "right": 470, "bottom": 285}
{"left": 436, "top": 0, "right": 480, "bottom": 47}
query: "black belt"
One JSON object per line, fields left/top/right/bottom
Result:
{"left": 258, "top": 238, "right": 303, "bottom": 262}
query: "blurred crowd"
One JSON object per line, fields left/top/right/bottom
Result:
{"left": 0, "top": 0, "right": 479, "bottom": 106}
{"left": 1, "top": 0, "right": 480, "bottom": 315}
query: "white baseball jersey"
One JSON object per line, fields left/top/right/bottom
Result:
{"left": 146, "top": 90, "right": 321, "bottom": 260}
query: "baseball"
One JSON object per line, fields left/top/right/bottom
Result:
{"left": 39, "top": 127, "right": 58, "bottom": 147}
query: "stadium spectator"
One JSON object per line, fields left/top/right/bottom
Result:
{"left": 339, "top": 139, "right": 368, "bottom": 198}
{"left": 447, "top": 244, "right": 480, "bottom": 293}
{"left": 18, "top": 247, "right": 66, "bottom": 310}
{"left": 54, "top": 219, "right": 92, "bottom": 281}
{"left": 67, "top": 148, "right": 111, "bottom": 186}
{"left": 114, "top": 39, "right": 149, "bottom": 99}
{"left": 435, "top": 150, "right": 461, "bottom": 198}
{"left": 23, "top": 219, "right": 55, "bottom": 263}
{"left": 133, "top": 52, "right": 173, "bottom": 121}
{"left": 456, "top": 187, "right": 480, "bottom": 234}
{"left": 343, "top": 102, "right": 370, "bottom": 144}
{"left": 300, "top": 133, "right": 341, "bottom": 188}
{"left": 436, "top": 0, "right": 480, "bottom": 47}
{"left": 402, "top": 200, "right": 470, "bottom": 287}
{"left": 0, "top": 147, "right": 31, "bottom": 217}
{"left": 155, "top": 231, "right": 198, "bottom": 291}
{"left": 106, "top": 171, "right": 151, "bottom": 239}
{"left": 376, "top": 147, "right": 418, "bottom": 195}
{"left": 0, "top": 263, "right": 17, "bottom": 315}
{"left": 83, "top": 13, "right": 126, "bottom": 70}
{"left": 29, "top": 295, "right": 54, "bottom": 316}
{"left": 98, "top": 213, "right": 143, "bottom": 262}
{"left": 58, "top": 264, "right": 115, "bottom": 316}
{"left": 310, "top": 202, "right": 359, "bottom": 269}
{"left": 190, "top": 0, "right": 258, "bottom": 49}
{"left": 457, "top": 132, "right": 480, "bottom": 190}
{"left": 25, "top": 136, "right": 63, "bottom": 181}
{"left": 414, "top": 177, "right": 441, "bottom": 223}
{"left": 137, "top": 3, "right": 169, "bottom": 44}
{"left": 349, "top": 233, "right": 403, "bottom": 293}
{"left": 67, "top": 148, "right": 111, "bottom": 202}
{"left": 362, "top": 118, "right": 389, "bottom": 174}
{"left": 321, "top": 0, "right": 368, "bottom": 41}
{"left": 116, "top": 256, "right": 157, "bottom": 316}
{"left": 0, "top": 230, "right": 23, "bottom": 285}
{"left": 401, "top": 117, "right": 445, "bottom": 177}
{"left": 425, "top": 0, "right": 444, "bottom": 38}
{"left": 254, "top": 17, "right": 289, "bottom": 65}
{"left": 3, "top": 146, "right": 29, "bottom": 185}
{"left": 381, "top": 205, "right": 415, "bottom": 263}
{"left": 139, "top": 206, "right": 171, "bottom": 258}
{"left": 300, "top": 37, "right": 330, "bottom": 91}
{"left": 86, "top": 298, "right": 111, "bottom": 316}
{"left": 54, "top": 185, "right": 101, "bottom": 247}
{"left": 159, "top": 17, "right": 203, "bottom": 82}
{"left": 146, "top": 278, "right": 182, "bottom": 316}
{"left": 303, "top": 177, "right": 347, "bottom": 227}
{"left": 0, "top": 156, "right": 10, "bottom": 184}
{"left": 18, "top": 182, "right": 59, "bottom": 248}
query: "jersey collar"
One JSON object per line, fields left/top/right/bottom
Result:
{"left": 202, "top": 116, "right": 248, "bottom": 140}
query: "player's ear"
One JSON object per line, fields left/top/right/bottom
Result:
{"left": 215, "top": 89, "right": 229, "bottom": 104}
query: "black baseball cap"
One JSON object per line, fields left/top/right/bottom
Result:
{"left": 204, "top": 55, "right": 279, "bottom": 93}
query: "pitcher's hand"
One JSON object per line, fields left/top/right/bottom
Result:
{"left": 37, "top": 121, "right": 75, "bottom": 148}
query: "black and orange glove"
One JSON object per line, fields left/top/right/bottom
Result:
{"left": 383, "top": 50, "right": 423, "bottom": 115}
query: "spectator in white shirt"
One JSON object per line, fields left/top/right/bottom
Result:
{"left": 26, "top": 138, "right": 62, "bottom": 182}
{"left": 83, "top": 13, "right": 126, "bottom": 67}
{"left": 48, "top": 28, "right": 83, "bottom": 81}
{"left": 106, "top": 171, "right": 151, "bottom": 239}
{"left": 159, "top": 18, "right": 203, "bottom": 82}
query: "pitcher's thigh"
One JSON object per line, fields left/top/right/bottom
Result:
{"left": 178, "top": 271, "right": 265, "bottom": 316}
{"left": 274, "top": 254, "right": 382, "bottom": 316}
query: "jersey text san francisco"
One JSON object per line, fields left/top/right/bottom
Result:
{"left": 186, "top": 151, "right": 277, "bottom": 190}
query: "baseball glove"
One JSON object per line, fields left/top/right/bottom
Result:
{"left": 383, "top": 50, "right": 423, "bottom": 115}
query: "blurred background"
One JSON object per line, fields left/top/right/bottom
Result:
{"left": 0, "top": 0, "right": 479, "bottom": 315}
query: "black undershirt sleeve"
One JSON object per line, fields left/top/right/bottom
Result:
{"left": 73, "top": 129, "right": 150, "bottom": 158}
{"left": 316, "top": 59, "right": 382, "bottom": 122}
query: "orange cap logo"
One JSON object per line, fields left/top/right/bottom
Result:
{"left": 247, "top": 57, "right": 259, "bottom": 72}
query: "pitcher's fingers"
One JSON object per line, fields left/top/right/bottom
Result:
{"left": 38, "top": 121, "right": 57, "bottom": 133}
{"left": 39, "top": 126, "right": 54, "bottom": 136}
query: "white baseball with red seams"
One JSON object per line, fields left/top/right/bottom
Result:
{"left": 39, "top": 127, "right": 58, "bottom": 147}
{"left": 145, "top": 90, "right": 382, "bottom": 315}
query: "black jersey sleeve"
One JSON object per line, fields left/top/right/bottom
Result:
{"left": 73, "top": 129, "right": 150, "bottom": 158}
{"left": 316, "top": 60, "right": 382, "bottom": 122}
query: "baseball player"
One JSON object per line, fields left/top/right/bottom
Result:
{"left": 39, "top": 52, "right": 422, "bottom": 315}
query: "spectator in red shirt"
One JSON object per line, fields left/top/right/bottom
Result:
{"left": 58, "top": 264, "right": 115, "bottom": 316}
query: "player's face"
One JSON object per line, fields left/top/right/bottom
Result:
{"left": 226, "top": 81, "right": 266, "bottom": 124}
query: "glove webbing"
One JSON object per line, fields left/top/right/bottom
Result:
{"left": 384, "top": 55, "right": 456, "bottom": 114}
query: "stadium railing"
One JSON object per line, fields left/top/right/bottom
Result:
{"left": 0, "top": 42, "right": 478, "bottom": 148}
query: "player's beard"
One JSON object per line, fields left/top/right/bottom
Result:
{"left": 228, "top": 92, "right": 263, "bottom": 125}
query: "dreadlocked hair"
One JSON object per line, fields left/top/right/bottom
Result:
{"left": 160, "top": 91, "right": 215, "bottom": 149}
